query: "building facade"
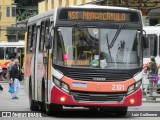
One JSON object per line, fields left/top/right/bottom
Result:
{"left": 38, "top": 0, "right": 94, "bottom": 14}
{"left": 0, "top": 0, "right": 16, "bottom": 42}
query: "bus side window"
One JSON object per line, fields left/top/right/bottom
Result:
{"left": 32, "top": 25, "right": 37, "bottom": 52}
{"left": 6, "top": 47, "right": 16, "bottom": 59}
{"left": 0, "top": 47, "right": 4, "bottom": 60}
{"left": 27, "top": 26, "right": 32, "bottom": 53}
{"left": 44, "top": 20, "right": 50, "bottom": 51}
{"left": 39, "top": 20, "right": 50, "bottom": 52}
{"left": 149, "top": 35, "right": 157, "bottom": 57}
{"left": 27, "top": 25, "right": 36, "bottom": 53}
{"left": 39, "top": 21, "right": 45, "bottom": 52}
{"left": 159, "top": 35, "right": 160, "bottom": 57}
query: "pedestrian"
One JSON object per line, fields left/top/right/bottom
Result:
{"left": 10, "top": 59, "right": 21, "bottom": 99}
{"left": 0, "top": 84, "right": 3, "bottom": 91}
{"left": 7, "top": 58, "right": 15, "bottom": 80}
{"left": 147, "top": 56, "right": 158, "bottom": 95}
{"left": 0, "top": 66, "right": 3, "bottom": 81}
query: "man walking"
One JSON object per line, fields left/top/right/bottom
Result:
{"left": 10, "top": 59, "right": 21, "bottom": 99}
{"left": 7, "top": 58, "right": 15, "bottom": 80}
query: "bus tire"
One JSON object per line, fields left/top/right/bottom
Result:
{"left": 100, "top": 106, "right": 128, "bottom": 117}
{"left": 29, "top": 80, "right": 38, "bottom": 111}
{"left": 46, "top": 104, "right": 62, "bottom": 115}
{"left": 45, "top": 104, "right": 53, "bottom": 115}
{"left": 115, "top": 107, "right": 128, "bottom": 117}
{"left": 89, "top": 107, "right": 99, "bottom": 111}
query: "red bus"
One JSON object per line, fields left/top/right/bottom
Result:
{"left": 25, "top": 5, "right": 144, "bottom": 116}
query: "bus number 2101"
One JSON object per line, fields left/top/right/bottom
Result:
{"left": 112, "top": 84, "right": 125, "bottom": 91}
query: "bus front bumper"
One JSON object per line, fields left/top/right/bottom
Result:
{"left": 51, "top": 86, "right": 142, "bottom": 107}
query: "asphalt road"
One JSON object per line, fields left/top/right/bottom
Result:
{"left": 1, "top": 82, "right": 160, "bottom": 120}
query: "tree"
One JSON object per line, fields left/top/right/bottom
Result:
{"left": 15, "top": 0, "right": 42, "bottom": 6}
{"left": 15, "top": 0, "right": 41, "bottom": 21}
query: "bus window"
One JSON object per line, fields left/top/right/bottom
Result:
{"left": 143, "top": 34, "right": 157, "bottom": 58}
{"left": 149, "top": 34, "right": 157, "bottom": 57}
{"left": 159, "top": 35, "right": 160, "bottom": 57}
{"left": 32, "top": 25, "right": 37, "bottom": 52}
{"left": 18, "top": 48, "right": 24, "bottom": 69}
{"left": 44, "top": 20, "right": 50, "bottom": 52}
{"left": 39, "top": 20, "right": 50, "bottom": 52}
{"left": 6, "top": 47, "right": 17, "bottom": 59}
{"left": 27, "top": 26, "right": 32, "bottom": 53}
{"left": 39, "top": 22, "right": 45, "bottom": 51}
{"left": 0, "top": 47, "right": 4, "bottom": 59}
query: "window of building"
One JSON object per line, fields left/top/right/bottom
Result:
{"left": 6, "top": 7, "right": 10, "bottom": 17}
{"left": 12, "top": 7, "right": 16, "bottom": 17}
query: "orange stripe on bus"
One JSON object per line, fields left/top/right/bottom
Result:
{"left": 61, "top": 76, "right": 135, "bottom": 92}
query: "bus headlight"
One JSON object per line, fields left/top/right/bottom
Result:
{"left": 127, "top": 84, "right": 135, "bottom": 94}
{"left": 135, "top": 80, "right": 142, "bottom": 89}
{"left": 53, "top": 77, "right": 70, "bottom": 93}
{"left": 62, "top": 83, "right": 69, "bottom": 93}
{"left": 127, "top": 80, "right": 142, "bottom": 94}
{"left": 53, "top": 78, "right": 61, "bottom": 87}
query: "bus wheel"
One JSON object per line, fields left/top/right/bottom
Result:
{"left": 89, "top": 107, "right": 99, "bottom": 112}
{"left": 45, "top": 104, "right": 52, "bottom": 115}
{"left": 29, "top": 81, "right": 38, "bottom": 111}
{"left": 100, "top": 107, "right": 128, "bottom": 117}
{"left": 46, "top": 104, "right": 62, "bottom": 115}
{"left": 115, "top": 107, "right": 128, "bottom": 117}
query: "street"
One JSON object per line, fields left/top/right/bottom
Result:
{"left": 0, "top": 82, "right": 160, "bottom": 120}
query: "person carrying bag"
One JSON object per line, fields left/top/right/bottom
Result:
{"left": 10, "top": 59, "right": 21, "bottom": 99}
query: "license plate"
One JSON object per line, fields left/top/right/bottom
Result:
{"left": 72, "top": 82, "right": 87, "bottom": 88}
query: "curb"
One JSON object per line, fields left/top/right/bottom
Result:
{"left": 0, "top": 81, "right": 9, "bottom": 83}
{"left": 142, "top": 100, "right": 160, "bottom": 103}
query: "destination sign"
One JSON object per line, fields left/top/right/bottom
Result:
{"left": 68, "top": 11, "right": 128, "bottom": 21}
{"left": 58, "top": 8, "right": 139, "bottom": 22}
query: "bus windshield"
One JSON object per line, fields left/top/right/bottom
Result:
{"left": 53, "top": 26, "right": 142, "bottom": 69}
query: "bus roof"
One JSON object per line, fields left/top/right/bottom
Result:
{"left": 143, "top": 26, "right": 160, "bottom": 34}
{"left": 28, "top": 9, "right": 54, "bottom": 25}
{"left": 0, "top": 41, "right": 24, "bottom": 47}
{"left": 69, "top": 4, "right": 136, "bottom": 11}
{"left": 28, "top": 5, "right": 140, "bottom": 25}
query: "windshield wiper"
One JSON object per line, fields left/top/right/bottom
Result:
{"left": 109, "top": 25, "right": 124, "bottom": 48}
{"left": 75, "top": 23, "right": 94, "bottom": 47}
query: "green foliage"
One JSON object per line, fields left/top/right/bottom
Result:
{"left": 15, "top": 0, "right": 40, "bottom": 6}
{"left": 16, "top": 10, "right": 38, "bottom": 21}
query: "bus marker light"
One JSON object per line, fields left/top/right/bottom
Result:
{"left": 60, "top": 97, "right": 66, "bottom": 102}
{"left": 130, "top": 98, "right": 135, "bottom": 105}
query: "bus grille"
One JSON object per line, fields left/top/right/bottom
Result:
{"left": 66, "top": 71, "right": 131, "bottom": 81}
{"left": 71, "top": 91, "right": 126, "bottom": 102}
